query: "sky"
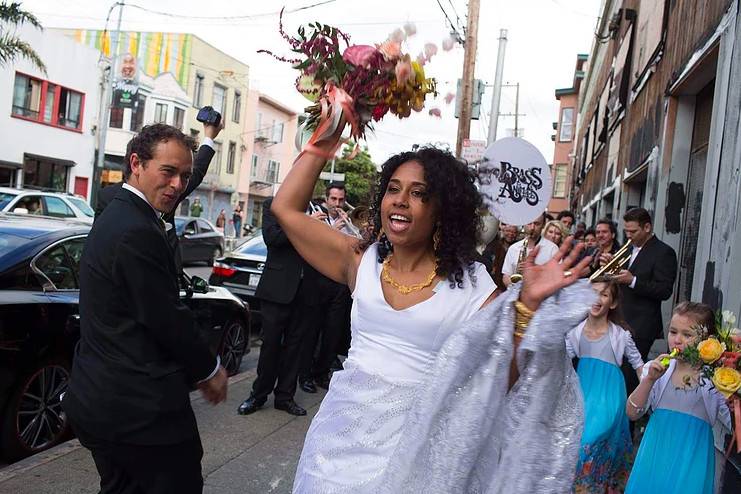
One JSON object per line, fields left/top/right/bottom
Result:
{"left": 21, "top": 0, "right": 603, "bottom": 164}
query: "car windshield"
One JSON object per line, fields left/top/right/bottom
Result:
{"left": 236, "top": 235, "right": 266, "bottom": 257}
{"left": 68, "top": 197, "right": 95, "bottom": 217}
{"left": 0, "top": 192, "right": 18, "bottom": 209}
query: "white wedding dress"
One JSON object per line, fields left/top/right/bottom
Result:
{"left": 293, "top": 243, "right": 593, "bottom": 493}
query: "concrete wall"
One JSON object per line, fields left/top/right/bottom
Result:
{"left": 0, "top": 25, "right": 99, "bottom": 197}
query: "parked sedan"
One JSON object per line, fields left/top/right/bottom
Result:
{"left": 174, "top": 216, "right": 225, "bottom": 264}
{"left": 0, "top": 187, "right": 94, "bottom": 225}
{"left": 0, "top": 213, "right": 250, "bottom": 462}
{"left": 209, "top": 233, "right": 266, "bottom": 326}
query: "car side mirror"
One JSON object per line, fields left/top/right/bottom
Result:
{"left": 191, "top": 276, "right": 209, "bottom": 294}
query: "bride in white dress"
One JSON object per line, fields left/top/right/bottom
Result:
{"left": 271, "top": 126, "right": 594, "bottom": 493}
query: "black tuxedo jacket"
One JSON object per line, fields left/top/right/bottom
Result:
{"left": 255, "top": 198, "right": 324, "bottom": 306}
{"left": 63, "top": 187, "right": 216, "bottom": 445}
{"left": 95, "top": 144, "right": 215, "bottom": 271}
{"left": 620, "top": 235, "right": 678, "bottom": 341}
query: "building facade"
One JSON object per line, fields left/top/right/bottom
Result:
{"left": 568, "top": 0, "right": 741, "bottom": 315}
{"left": 59, "top": 30, "right": 250, "bottom": 222}
{"left": 1, "top": 25, "right": 99, "bottom": 197}
{"left": 549, "top": 54, "right": 587, "bottom": 214}
{"left": 240, "top": 91, "right": 299, "bottom": 228}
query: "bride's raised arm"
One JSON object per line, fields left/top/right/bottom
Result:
{"left": 270, "top": 128, "right": 363, "bottom": 289}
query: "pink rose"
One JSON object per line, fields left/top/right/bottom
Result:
{"left": 424, "top": 43, "right": 438, "bottom": 60}
{"left": 378, "top": 39, "right": 402, "bottom": 61}
{"left": 428, "top": 108, "right": 442, "bottom": 118}
{"left": 343, "top": 45, "right": 379, "bottom": 68}
{"left": 395, "top": 57, "right": 413, "bottom": 85}
{"left": 442, "top": 35, "right": 456, "bottom": 51}
{"left": 444, "top": 92, "right": 455, "bottom": 104}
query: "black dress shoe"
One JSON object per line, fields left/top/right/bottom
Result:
{"left": 274, "top": 399, "right": 307, "bottom": 416}
{"left": 315, "top": 374, "right": 331, "bottom": 390}
{"left": 237, "top": 396, "right": 265, "bottom": 415}
{"left": 299, "top": 379, "right": 317, "bottom": 394}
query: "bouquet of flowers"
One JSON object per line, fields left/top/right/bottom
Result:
{"left": 674, "top": 310, "right": 741, "bottom": 452}
{"left": 260, "top": 10, "right": 438, "bottom": 152}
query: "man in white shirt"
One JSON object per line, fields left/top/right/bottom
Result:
{"left": 502, "top": 213, "right": 560, "bottom": 287}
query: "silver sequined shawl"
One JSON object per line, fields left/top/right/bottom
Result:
{"left": 380, "top": 281, "right": 596, "bottom": 493}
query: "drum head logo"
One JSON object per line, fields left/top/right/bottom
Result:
{"left": 478, "top": 137, "right": 552, "bottom": 225}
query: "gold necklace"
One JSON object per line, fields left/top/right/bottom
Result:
{"left": 381, "top": 254, "right": 438, "bottom": 295}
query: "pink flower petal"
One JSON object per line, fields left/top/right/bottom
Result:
{"left": 342, "top": 45, "right": 379, "bottom": 68}
{"left": 416, "top": 52, "right": 427, "bottom": 66}
{"left": 424, "top": 43, "right": 438, "bottom": 59}
{"left": 403, "top": 22, "right": 417, "bottom": 37}
{"left": 442, "top": 35, "right": 456, "bottom": 51}
{"left": 390, "top": 28, "right": 406, "bottom": 43}
{"left": 444, "top": 92, "right": 455, "bottom": 104}
{"left": 429, "top": 108, "right": 442, "bottom": 118}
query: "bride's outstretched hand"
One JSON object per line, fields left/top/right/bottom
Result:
{"left": 519, "top": 236, "right": 592, "bottom": 311}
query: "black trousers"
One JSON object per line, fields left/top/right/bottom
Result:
{"left": 252, "top": 279, "right": 319, "bottom": 403}
{"left": 72, "top": 422, "right": 203, "bottom": 494}
{"left": 299, "top": 285, "right": 351, "bottom": 380}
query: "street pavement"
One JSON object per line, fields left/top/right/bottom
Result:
{"left": 0, "top": 347, "right": 326, "bottom": 493}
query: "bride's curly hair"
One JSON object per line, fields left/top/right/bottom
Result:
{"left": 359, "top": 146, "right": 483, "bottom": 288}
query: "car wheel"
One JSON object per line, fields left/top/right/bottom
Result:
{"left": 209, "top": 246, "right": 222, "bottom": 264}
{"left": 219, "top": 319, "right": 247, "bottom": 376}
{"left": 1, "top": 363, "right": 71, "bottom": 461}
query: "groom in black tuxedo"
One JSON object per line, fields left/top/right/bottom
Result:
{"left": 63, "top": 124, "right": 228, "bottom": 494}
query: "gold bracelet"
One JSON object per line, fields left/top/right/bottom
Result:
{"left": 514, "top": 300, "right": 536, "bottom": 335}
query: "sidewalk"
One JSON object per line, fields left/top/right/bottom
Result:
{"left": 0, "top": 353, "right": 325, "bottom": 493}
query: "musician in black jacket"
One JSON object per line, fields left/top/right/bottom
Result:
{"left": 237, "top": 197, "right": 323, "bottom": 416}
{"left": 613, "top": 208, "right": 678, "bottom": 359}
{"left": 63, "top": 124, "right": 227, "bottom": 494}
{"left": 95, "top": 120, "right": 220, "bottom": 272}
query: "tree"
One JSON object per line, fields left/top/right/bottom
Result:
{"left": 323, "top": 144, "right": 378, "bottom": 206}
{"left": 0, "top": 2, "right": 46, "bottom": 74}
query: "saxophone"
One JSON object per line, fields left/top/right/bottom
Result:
{"left": 509, "top": 233, "right": 529, "bottom": 284}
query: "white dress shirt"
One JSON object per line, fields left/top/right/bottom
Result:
{"left": 501, "top": 237, "right": 560, "bottom": 276}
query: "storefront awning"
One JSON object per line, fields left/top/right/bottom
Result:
{"left": 0, "top": 159, "right": 23, "bottom": 169}
{"left": 24, "top": 153, "right": 76, "bottom": 167}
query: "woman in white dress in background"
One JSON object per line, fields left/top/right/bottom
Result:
{"left": 271, "top": 124, "right": 594, "bottom": 493}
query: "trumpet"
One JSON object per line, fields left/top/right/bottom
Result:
{"left": 509, "top": 230, "right": 529, "bottom": 284}
{"left": 589, "top": 239, "right": 633, "bottom": 282}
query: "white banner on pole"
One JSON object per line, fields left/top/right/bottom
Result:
{"left": 478, "top": 137, "right": 552, "bottom": 225}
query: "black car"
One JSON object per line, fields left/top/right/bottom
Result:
{"left": 174, "top": 216, "right": 225, "bottom": 264}
{"left": 209, "top": 233, "right": 266, "bottom": 326}
{"left": 0, "top": 213, "right": 250, "bottom": 462}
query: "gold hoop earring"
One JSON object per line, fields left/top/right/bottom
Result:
{"left": 433, "top": 226, "right": 441, "bottom": 252}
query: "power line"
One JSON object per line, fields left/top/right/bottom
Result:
{"left": 123, "top": 0, "right": 337, "bottom": 21}
{"left": 447, "top": 0, "right": 463, "bottom": 31}
{"left": 434, "top": 0, "right": 463, "bottom": 40}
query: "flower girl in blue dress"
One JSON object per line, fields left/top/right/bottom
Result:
{"left": 625, "top": 302, "right": 732, "bottom": 494}
{"left": 566, "top": 281, "right": 643, "bottom": 492}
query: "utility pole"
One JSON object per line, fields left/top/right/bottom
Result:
{"left": 487, "top": 29, "right": 507, "bottom": 145}
{"left": 92, "top": 0, "right": 125, "bottom": 208}
{"left": 455, "top": 0, "right": 481, "bottom": 158}
{"left": 499, "top": 82, "right": 526, "bottom": 137}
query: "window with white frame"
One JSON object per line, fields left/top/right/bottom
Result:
{"left": 267, "top": 160, "right": 279, "bottom": 183}
{"left": 233, "top": 90, "right": 241, "bottom": 123}
{"left": 250, "top": 154, "right": 258, "bottom": 177}
{"left": 272, "top": 122, "right": 284, "bottom": 143}
{"left": 154, "top": 103, "right": 168, "bottom": 123}
{"left": 559, "top": 108, "right": 574, "bottom": 142}
{"left": 212, "top": 141, "right": 222, "bottom": 174}
{"left": 194, "top": 73, "right": 204, "bottom": 107}
{"left": 553, "top": 164, "right": 568, "bottom": 198}
{"left": 173, "top": 107, "right": 185, "bottom": 130}
{"left": 226, "top": 141, "right": 236, "bottom": 174}
{"left": 212, "top": 84, "right": 227, "bottom": 114}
